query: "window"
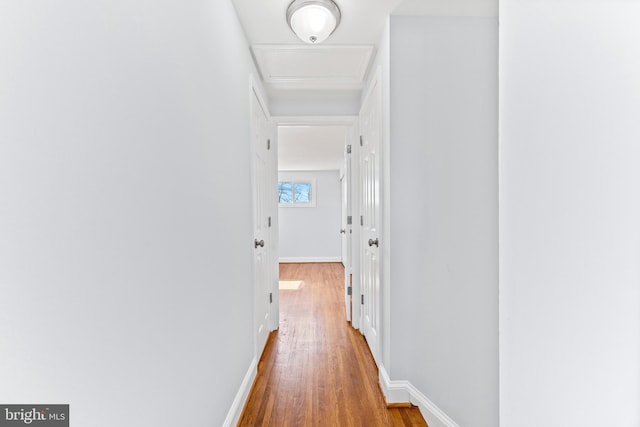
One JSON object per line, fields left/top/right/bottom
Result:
{"left": 278, "top": 180, "right": 316, "bottom": 207}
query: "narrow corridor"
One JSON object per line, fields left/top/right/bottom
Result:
{"left": 238, "top": 263, "right": 427, "bottom": 426}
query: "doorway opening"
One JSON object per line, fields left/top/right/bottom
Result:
{"left": 275, "top": 118, "right": 359, "bottom": 328}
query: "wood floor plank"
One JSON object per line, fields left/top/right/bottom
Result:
{"left": 238, "top": 262, "right": 427, "bottom": 427}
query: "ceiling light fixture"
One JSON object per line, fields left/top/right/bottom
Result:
{"left": 286, "top": 0, "right": 341, "bottom": 44}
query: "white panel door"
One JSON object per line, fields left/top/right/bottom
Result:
{"left": 359, "top": 78, "right": 381, "bottom": 364}
{"left": 251, "top": 87, "right": 274, "bottom": 357}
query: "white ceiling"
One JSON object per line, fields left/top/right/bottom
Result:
{"left": 393, "top": 0, "right": 497, "bottom": 16}
{"left": 232, "top": 0, "right": 497, "bottom": 46}
{"left": 232, "top": 0, "right": 405, "bottom": 46}
{"left": 233, "top": 0, "right": 497, "bottom": 170}
{"left": 278, "top": 126, "right": 347, "bottom": 171}
{"left": 252, "top": 45, "right": 374, "bottom": 91}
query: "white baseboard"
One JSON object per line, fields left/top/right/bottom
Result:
{"left": 378, "top": 364, "right": 411, "bottom": 402}
{"left": 279, "top": 257, "right": 342, "bottom": 263}
{"left": 379, "top": 364, "right": 459, "bottom": 427}
{"left": 223, "top": 356, "right": 258, "bottom": 427}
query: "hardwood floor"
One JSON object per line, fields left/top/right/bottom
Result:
{"left": 238, "top": 263, "right": 427, "bottom": 427}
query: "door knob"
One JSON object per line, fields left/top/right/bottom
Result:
{"left": 340, "top": 229, "right": 346, "bottom": 234}
{"left": 254, "top": 239, "right": 265, "bottom": 248}
{"left": 368, "top": 238, "right": 379, "bottom": 247}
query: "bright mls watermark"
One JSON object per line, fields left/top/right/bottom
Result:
{"left": 0, "top": 405, "right": 68, "bottom": 426}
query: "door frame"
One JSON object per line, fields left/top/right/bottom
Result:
{"left": 339, "top": 154, "right": 351, "bottom": 322}
{"left": 273, "top": 115, "right": 361, "bottom": 330}
{"left": 340, "top": 169, "right": 348, "bottom": 269}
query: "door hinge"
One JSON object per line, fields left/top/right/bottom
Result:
{"left": 347, "top": 215, "right": 352, "bottom": 225}
{"left": 360, "top": 215, "right": 364, "bottom": 226}
{"left": 361, "top": 294, "right": 364, "bottom": 305}
{"left": 268, "top": 216, "right": 272, "bottom": 227}
{"left": 347, "top": 286, "right": 352, "bottom": 296}
{"left": 270, "top": 292, "right": 273, "bottom": 303}
{"left": 267, "top": 139, "right": 271, "bottom": 150}
{"left": 346, "top": 144, "right": 352, "bottom": 154}
{"left": 360, "top": 135, "right": 363, "bottom": 146}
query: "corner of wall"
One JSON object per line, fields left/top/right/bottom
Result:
{"left": 378, "top": 364, "right": 460, "bottom": 427}
{"left": 378, "top": 363, "right": 411, "bottom": 403}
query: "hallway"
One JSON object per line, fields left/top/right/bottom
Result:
{"left": 238, "top": 263, "right": 426, "bottom": 426}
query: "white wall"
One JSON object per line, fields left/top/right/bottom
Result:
{"left": 269, "top": 91, "right": 361, "bottom": 117}
{"left": 500, "top": 1, "right": 640, "bottom": 426}
{"left": 385, "top": 16, "right": 499, "bottom": 427}
{"left": 0, "top": 1, "right": 256, "bottom": 425}
{"left": 278, "top": 170, "right": 342, "bottom": 262}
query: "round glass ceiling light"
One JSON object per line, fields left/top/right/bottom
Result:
{"left": 286, "top": 0, "right": 341, "bottom": 44}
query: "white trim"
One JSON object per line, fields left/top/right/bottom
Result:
{"left": 279, "top": 257, "right": 341, "bottom": 263}
{"left": 222, "top": 357, "right": 258, "bottom": 427}
{"left": 347, "top": 122, "right": 361, "bottom": 331}
{"left": 278, "top": 169, "right": 342, "bottom": 173}
{"left": 251, "top": 45, "right": 374, "bottom": 91}
{"left": 378, "top": 364, "right": 410, "bottom": 403}
{"left": 250, "top": 74, "right": 270, "bottom": 120}
{"left": 378, "top": 364, "right": 459, "bottom": 427}
{"left": 406, "top": 383, "right": 459, "bottom": 427}
{"left": 273, "top": 116, "right": 358, "bottom": 127}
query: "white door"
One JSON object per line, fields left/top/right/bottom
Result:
{"left": 359, "top": 76, "right": 381, "bottom": 364}
{"left": 251, "top": 86, "right": 275, "bottom": 357}
{"left": 340, "top": 173, "right": 348, "bottom": 267}
{"left": 341, "top": 143, "right": 353, "bottom": 322}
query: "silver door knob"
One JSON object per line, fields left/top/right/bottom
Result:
{"left": 368, "top": 238, "right": 379, "bottom": 247}
{"left": 340, "top": 229, "right": 346, "bottom": 234}
{"left": 254, "top": 239, "right": 265, "bottom": 248}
